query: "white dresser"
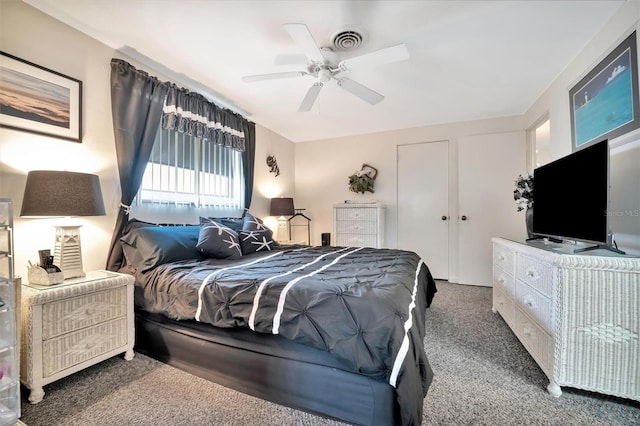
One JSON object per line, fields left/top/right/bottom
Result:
{"left": 333, "top": 203, "right": 385, "bottom": 248}
{"left": 21, "top": 270, "right": 135, "bottom": 403}
{"left": 492, "top": 237, "right": 640, "bottom": 401}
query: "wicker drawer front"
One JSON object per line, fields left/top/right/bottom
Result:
{"left": 493, "top": 287, "right": 514, "bottom": 328}
{"left": 493, "top": 267, "right": 515, "bottom": 298}
{"left": 514, "top": 306, "right": 552, "bottom": 372}
{"left": 515, "top": 281, "right": 552, "bottom": 333}
{"left": 493, "top": 245, "right": 515, "bottom": 273}
{"left": 516, "top": 254, "right": 553, "bottom": 297}
{"left": 335, "top": 220, "right": 376, "bottom": 235}
{"left": 336, "top": 234, "right": 378, "bottom": 248}
{"left": 42, "top": 317, "right": 127, "bottom": 377}
{"left": 335, "top": 208, "right": 378, "bottom": 221}
{"left": 42, "top": 287, "right": 126, "bottom": 340}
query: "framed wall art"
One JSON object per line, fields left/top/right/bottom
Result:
{"left": 0, "top": 51, "right": 82, "bottom": 142}
{"left": 569, "top": 31, "right": 639, "bottom": 151}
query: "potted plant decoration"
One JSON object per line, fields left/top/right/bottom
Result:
{"left": 514, "top": 174, "right": 534, "bottom": 238}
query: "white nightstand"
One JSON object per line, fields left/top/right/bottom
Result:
{"left": 20, "top": 270, "right": 135, "bottom": 403}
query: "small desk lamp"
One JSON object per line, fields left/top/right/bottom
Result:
{"left": 20, "top": 170, "right": 106, "bottom": 279}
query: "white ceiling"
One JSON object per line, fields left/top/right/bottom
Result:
{"left": 24, "top": 0, "right": 624, "bottom": 142}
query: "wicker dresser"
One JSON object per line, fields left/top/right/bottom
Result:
{"left": 21, "top": 270, "right": 134, "bottom": 403}
{"left": 333, "top": 203, "right": 385, "bottom": 248}
{"left": 492, "top": 237, "right": 640, "bottom": 401}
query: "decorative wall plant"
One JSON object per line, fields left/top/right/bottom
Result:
{"left": 348, "top": 163, "right": 378, "bottom": 194}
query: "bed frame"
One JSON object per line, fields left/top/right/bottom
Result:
{"left": 135, "top": 309, "right": 400, "bottom": 425}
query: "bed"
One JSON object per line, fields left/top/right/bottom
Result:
{"left": 117, "top": 216, "right": 437, "bottom": 425}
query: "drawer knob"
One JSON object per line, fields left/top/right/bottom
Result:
{"left": 499, "top": 255, "right": 505, "bottom": 261}
{"left": 524, "top": 297, "right": 535, "bottom": 308}
{"left": 85, "top": 309, "right": 93, "bottom": 316}
{"left": 498, "top": 277, "right": 505, "bottom": 284}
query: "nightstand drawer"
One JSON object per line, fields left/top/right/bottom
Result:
{"left": 42, "top": 287, "right": 127, "bottom": 340}
{"left": 336, "top": 234, "right": 378, "bottom": 248}
{"left": 42, "top": 317, "right": 128, "bottom": 377}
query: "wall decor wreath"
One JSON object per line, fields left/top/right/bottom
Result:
{"left": 348, "top": 163, "right": 378, "bottom": 194}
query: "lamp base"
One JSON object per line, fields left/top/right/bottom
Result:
{"left": 53, "top": 225, "right": 85, "bottom": 280}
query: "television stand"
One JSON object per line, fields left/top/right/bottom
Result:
{"left": 574, "top": 244, "right": 626, "bottom": 255}
{"left": 526, "top": 236, "right": 562, "bottom": 243}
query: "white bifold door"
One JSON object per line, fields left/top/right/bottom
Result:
{"left": 397, "top": 141, "right": 449, "bottom": 280}
{"left": 458, "top": 131, "right": 526, "bottom": 286}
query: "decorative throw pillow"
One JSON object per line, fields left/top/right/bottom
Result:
{"left": 197, "top": 218, "right": 242, "bottom": 259}
{"left": 242, "top": 211, "right": 267, "bottom": 231}
{"left": 206, "top": 216, "right": 244, "bottom": 233}
{"left": 238, "top": 229, "right": 275, "bottom": 254}
{"left": 120, "top": 225, "right": 203, "bottom": 272}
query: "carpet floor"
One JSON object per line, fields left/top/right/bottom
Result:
{"left": 20, "top": 281, "right": 640, "bottom": 425}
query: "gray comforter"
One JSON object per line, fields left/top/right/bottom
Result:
{"left": 135, "top": 245, "right": 436, "bottom": 425}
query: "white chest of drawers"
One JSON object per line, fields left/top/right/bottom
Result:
{"left": 21, "top": 270, "right": 135, "bottom": 403}
{"left": 492, "top": 237, "right": 640, "bottom": 401}
{"left": 333, "top": 203, "right": 385, "bottom": 248}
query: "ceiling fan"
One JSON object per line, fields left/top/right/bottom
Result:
{"left": 242, "top": 23, "right": 409, "bottom": 112}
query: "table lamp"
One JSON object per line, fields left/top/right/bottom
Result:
{"left": 20, "top": 170, "right": 106, "bottom": 279}
{"left": 270, "top": 197, "right": 294, "bottom": 241}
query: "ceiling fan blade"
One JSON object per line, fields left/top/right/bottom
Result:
{"left": 337, "top": 78, "right": 384, "bottom": 105}
{"left": 339, "top": 44, "right": 409, "bottom": 71}
{"left": 242, "top": 71, "right": 307, "bottom": 83}
{"left": 298, "top": 82, "right": 323, "bottom": 112}
{"left": 274, "top": 53, "right": 308, "bottom": 66}
{"left": 284, "top": 23, "right": 325, "bottom": 63}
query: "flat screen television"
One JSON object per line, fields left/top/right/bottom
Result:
{"left": 532, "top": 139, "right": 614, "bottom": 250}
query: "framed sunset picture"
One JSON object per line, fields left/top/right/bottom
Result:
{"left": 0, "top": 51, "right": 82, "bottom": 142}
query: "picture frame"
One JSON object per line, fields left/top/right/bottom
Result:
{"left": 0, "top": 51, "right": 82, "bottom": 142}
{"left": 569, "top": 31, "right": 639, "bottom": 151}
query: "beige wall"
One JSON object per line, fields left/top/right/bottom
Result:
{"left": 0, "top": 1, "right": 295, "bottom": 279}
{"left": 524, "top": 0, "right": 640, "bottom": 255}
{"left": 294, "top": 115, "right": 525, "bottom": 253}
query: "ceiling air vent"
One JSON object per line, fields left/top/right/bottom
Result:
{"left": 330, "top": 29, "right": 366, "bottom": 51}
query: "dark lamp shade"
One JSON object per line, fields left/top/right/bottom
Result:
{"left": 270, "top": 197, "right": 294, "bottom": 217}
{"left": 20, "top": 170, "right": 106, "bottom": 217}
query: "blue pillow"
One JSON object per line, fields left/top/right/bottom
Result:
{"left": 197, "top": 218, "right": 242, "bottom": 259}
{"left": 238, "top": 229, "right": 275, "bottom": 254}
{"left": 120, "top": 225, "right": 203, "bottom": 272}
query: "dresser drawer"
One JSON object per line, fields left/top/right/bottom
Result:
{"left": 493, "top": 267, "right": 515, "bottom": 298}
{"left": 336, "top": 234, "right": 378, "bottom": 248}
{"left": 493, "top": 287, "right": 514, "bottom": 328}
{"left": 514, "top": 306, "right": 553, "bottom": 373}
{"left": 42, "top": 317, "right": 128, "bottom": 377}
{"left": 42, "top": 286, "right": 127, "bottom": 340}
{"left": 515, "top": 280, "right": 553, "bottom": 333}
{"left": 516, "top": 254, "right": 553, "bottom": 297}
{"left": 335, "top": 220, "right": 376, "bottom": 235}
{"left": 493, "top": 245, "right": 515, "bottom": 273}
{"left": 335, "top": 208, "right": 378, "bottom": 222}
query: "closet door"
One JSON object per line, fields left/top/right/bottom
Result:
{"left": 397, "top": 141, "right": 449, "bottom": 280}
{"left": 458, "top": 131, "right": 526, "bottom": 286}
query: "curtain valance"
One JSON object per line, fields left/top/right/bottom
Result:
{"left": 162, "top": 85, "right": 246, "bottom": 152}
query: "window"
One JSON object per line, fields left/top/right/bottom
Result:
{"left": 137, "top": 127, "right": 244, "bottom": 209}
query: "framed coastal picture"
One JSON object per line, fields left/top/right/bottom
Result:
{"left": 0, "top": 51, "right": 82, "bottom": 142}
{"left": 569, "top": 31, "right": 639, "bottom": 151}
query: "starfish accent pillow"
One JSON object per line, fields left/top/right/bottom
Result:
{"left": 242, "top": 212, "right": 267, "bottom": 231}
{"left": 197, "top": 218, "right": 242, "bottom": 259}
{"left": 238, "top": 229, "right": 275, "bottom": 254}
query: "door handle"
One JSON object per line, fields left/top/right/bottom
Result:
{"left": 461, "top": 215, "right": 468, "bottom": 221}
{"left": 441, "top": 216, "right": 448, "bottom": 221}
